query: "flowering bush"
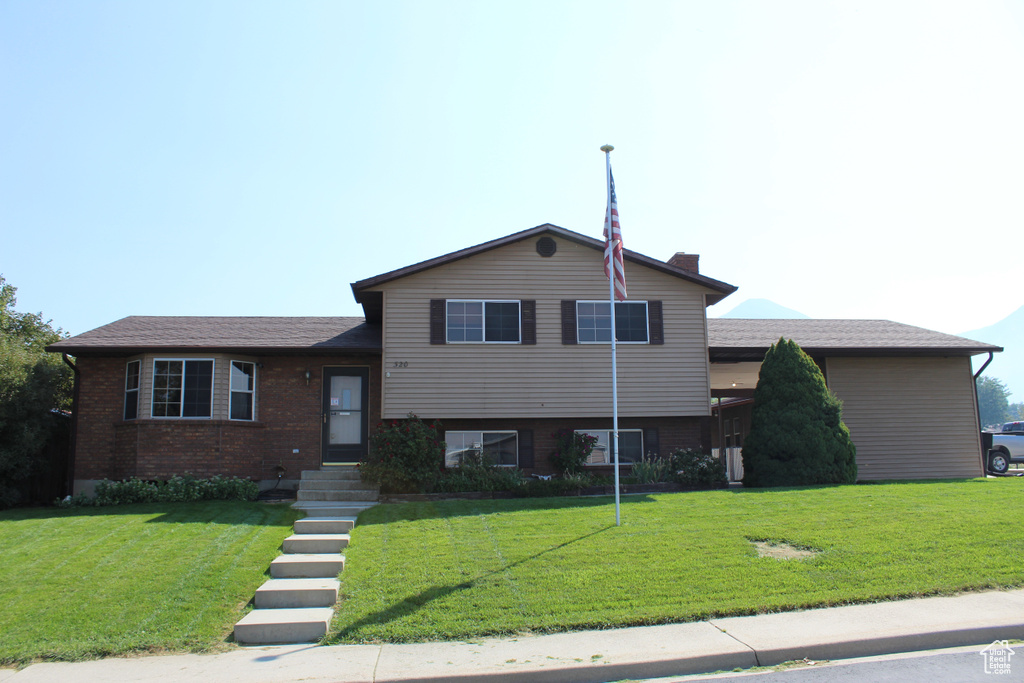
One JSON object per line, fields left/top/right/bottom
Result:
{"left": 360, "top": 413, "right": 445, "bottom": 493}
{"left": 549, "top": 430, "right": 597, "bottom": 476}
{"left": 670, "top": 448, "right": 727, "bottom": 488}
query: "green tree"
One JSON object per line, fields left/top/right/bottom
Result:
{"left": 977, "top": 376, "right": 1011, "bottom": 428}
{"left": 741, "top": 338, "right": 857, "bottom": 487}
{"left": 0, "top": 276, "right": 72, "bottom": 507}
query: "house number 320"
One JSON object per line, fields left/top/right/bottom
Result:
{"left": 392, "top": 361, "right": 408, "bottom": 368}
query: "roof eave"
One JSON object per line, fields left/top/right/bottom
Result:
{"left": 710, "top": 346, "right": 1003, "bottom": 362}
{"left": 48, "top": 344, "right": 383, "bottom": 356}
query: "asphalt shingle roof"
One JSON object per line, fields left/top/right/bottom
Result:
{"left": 47, "top": 316, "right": 381, "bottom": 354}
{"left": 48, "top": 315, "right": 999, "bottom": 359}
{"left": 708, "top": 318, "right": 1001, "bottom": 359}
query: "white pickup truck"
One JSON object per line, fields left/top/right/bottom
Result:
{"left": 986, "top": 421, "right": 1024, "bottom": 473}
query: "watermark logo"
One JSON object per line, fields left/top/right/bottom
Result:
{"left": 980, "top": 640, "right": 1015, "bottom": 675}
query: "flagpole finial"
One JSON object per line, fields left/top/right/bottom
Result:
{"left": 600, "top": 144, "right": 614, "bottom": 153}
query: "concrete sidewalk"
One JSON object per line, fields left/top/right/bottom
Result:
{"left": 5, "top": 589, "right": 1023, "bottom": 683}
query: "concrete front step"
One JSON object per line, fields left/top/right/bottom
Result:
{"left": 291, "top": 501, "right": 377, "bottom": 516}
{"left": 301, "top": 469, "right": 362, "bottom": 481}
{"left": 254, "top": 578, "right": 340, "bottom": 609}
{"left": 270, "top": 553, "right": 345, "bottom": 578}
{"left": 294, "top": 516, "right": 357, "bottom": 534}
{"left": 233, "top": 607, "right": 334, "bottom": 644}
{"left": 299, "top": 479, "right": 378, "bottom": 492}
{"left": 296, "top": 489, "right": 378, "bottom": 502}
{"left": 283, "top": 533, "right": 349, "bottom": 554}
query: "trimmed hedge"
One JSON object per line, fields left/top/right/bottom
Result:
{"left": 58, "top": 474, "right": 259, "bottom": 507}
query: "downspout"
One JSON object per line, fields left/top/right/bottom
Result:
{"left": 62, "top": 354, "right": 80, "bottom": 498}
{"left": 972, "top": 352, "right": 994, "bottom": 473}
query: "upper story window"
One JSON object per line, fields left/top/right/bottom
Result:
{"left": 123, "top": 360, "right": 140, "bottom": 420}
{"left": 446, "top": 300, "right": 521, "bottom": 343}
{"left": 229, "top": 361, "right": 256, "bottom": 421}
{"left": 576, "top": 301, "right": 649, "bottom": 343}
{"left": 152, "top": 359, "right": 214, "bottom": 418}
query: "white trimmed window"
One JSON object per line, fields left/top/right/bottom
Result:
{"left": 576, "top": 301, "right": 649, "bottom": 343}
{"left": 444, "top": 431, "right": 518, "bottom": 467}
{"left": 152, "top": 359, "right": 214, "bottom": 418}
{"left": 229, "top": 361, "right": 256, "bottom": 421}
{"left": 123, "top": 360, "right": 140, "bottom": 420}
{"left": 576, "top": 429, "right": 644, "bottom": 464}
{"left": 446, "top": 300, "right": 521, "bottom": 343}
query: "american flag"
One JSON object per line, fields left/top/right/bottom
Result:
{"left": 603, "top": 167, "right": 627, "bottom": 301}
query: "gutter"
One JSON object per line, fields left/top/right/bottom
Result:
{"left": 62, "top": 354, "right": 80, "bottom": 498}
{"left": 972, "top": 351, "right": 995, "bottom": 474}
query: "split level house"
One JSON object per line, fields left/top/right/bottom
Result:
{"left": 48, "top": 224, "right": 1002, "bottom": 494}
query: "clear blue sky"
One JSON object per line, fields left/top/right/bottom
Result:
{"left": 3, "top": 0, "right": 1023, "bottom": 338}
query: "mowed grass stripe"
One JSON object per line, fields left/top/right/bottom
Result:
{"left": 0, "top": 501, "right": 299, "bottom": 665}
{"left": 332, "top": 479, "right": 1024, "bottom": 642}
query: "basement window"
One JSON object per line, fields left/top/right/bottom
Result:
{"left": 444, "top": 431, "right": 518, "bottom": 467}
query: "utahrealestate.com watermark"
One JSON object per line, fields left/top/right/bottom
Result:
{"left": 980, "top": 640, "right": 1015, "bottom": 675}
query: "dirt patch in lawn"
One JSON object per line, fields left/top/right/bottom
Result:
{"left": 751, "top": 540, "right": 820, "bottom": 560}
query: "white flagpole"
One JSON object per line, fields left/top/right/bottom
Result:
{"left": 601, "top": 144, "right": 621, "bottom": 527}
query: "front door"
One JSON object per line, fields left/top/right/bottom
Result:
{"left": 322, "top": 367, "right": 369, "bottom": 465}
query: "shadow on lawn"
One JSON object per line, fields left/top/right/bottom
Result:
{"left": 332, "top": 524, "right": 614, "bottom": 640}
{"left": 0, "top": 501, "right": 297, "bottom": 526}
{"left": 356, "top": 493, "right": 661, "bottom": 526}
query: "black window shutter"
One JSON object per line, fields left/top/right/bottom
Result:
{"left": 521, "top": 300, "right": 536, "bottom": 345}
{"left": 561, "top": 300, "right": 577, "bottom": 345}
{"left": 643, "top": 428, "right": 660, "bottom": 457}
{"left": 648, "top": 300, "right": 664, "bottom": 345}
{"left": 518, "top": 429, "right": 534, "bottom": 468}
{"left": 430, "top": 300, "right": 446, "bottom": 345}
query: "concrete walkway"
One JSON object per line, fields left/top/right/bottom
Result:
{"left": 5, "top": 589, "right": 1023, "bottom": 683}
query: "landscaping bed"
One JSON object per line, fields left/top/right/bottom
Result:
{"left": 380, "top": 481, "right": 726, "bottom": 502}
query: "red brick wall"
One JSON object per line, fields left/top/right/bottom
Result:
{"left": 73, "top": 354, "right": 703, "bottom": 482}
{"left": 72, "top": 355, "right": 382, "bottom": 484}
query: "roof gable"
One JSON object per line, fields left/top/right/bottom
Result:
{"left": 351, "top": 224, "right": 737, "bottom": 322}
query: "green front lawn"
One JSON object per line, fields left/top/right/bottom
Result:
{"left": 0, "top": 501, "right": 298, "bottom": 665}
{"left": 332, "top": 479, "right": 1024, "bottom": 643}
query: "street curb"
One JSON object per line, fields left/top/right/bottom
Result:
{"left": 8, "top": 589, "right": 1024, "bottom": 683}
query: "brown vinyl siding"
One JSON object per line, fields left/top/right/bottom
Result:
{"left": 370, "top": 236, "right": 716, "bottom": 419}
{"left": 825, "top": 356, "right": 983, "bottom": 480}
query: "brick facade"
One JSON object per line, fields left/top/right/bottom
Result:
{"left": 72, "top": 354, "right": 382, "bottom": 491}
{"left": 71, "top": 353, "right": 709, "bottom": 489}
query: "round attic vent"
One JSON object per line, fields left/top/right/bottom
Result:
{"left": 536, "top": 236, "right": 557, "bottom": 257}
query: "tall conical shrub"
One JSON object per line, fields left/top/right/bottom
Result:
{"left": 741, "top": 338, "right": 858, "bottom": 487}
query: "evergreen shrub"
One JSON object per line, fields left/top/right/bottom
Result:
{"left": 741, "top": 338, "right": 858, "bottom": 487}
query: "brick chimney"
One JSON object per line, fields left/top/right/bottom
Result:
{"left": 668, "top": 252, "right": 699, "bottom": 273}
